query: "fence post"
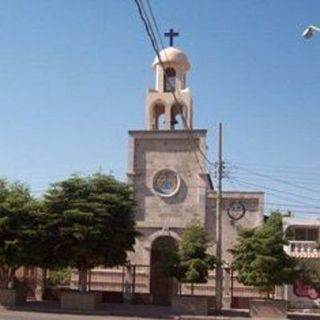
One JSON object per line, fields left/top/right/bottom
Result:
{"left": 88, "top": 269, "right": 91, "bottom": 291}
{"left": 132, "top": 265, "right": 136, "bottom": 296}
{"left": 123, "top": 264, "right": 134, "bottom": 304}
{"left": 223, "top": 268, "right": 231, "bottom": 309}
{"left": 34, "top": 268, "right": 45, "bottom": 301}
{"left": 230, "top": 268, "right": 234, "bottom": 308}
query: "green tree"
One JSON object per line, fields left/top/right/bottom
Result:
{"left": 230, "top": 212, "right": 298, "bottom": 298}
{"left": 163, "top": 221, "right": 217, "bottom": 288}
{"left": 43, "top": 173, "right": 138, "bottom": 292}
{"left": 0, "top": 179, "right": 40, "bottom": 288}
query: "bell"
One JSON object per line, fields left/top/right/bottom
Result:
{"left": 170, "top": 118, "right": 178, "bottom": 126}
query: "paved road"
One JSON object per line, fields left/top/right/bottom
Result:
{"left": 0, "top": 309, "right": 253, "bottom": 320}
{"left": 0, "top": 310, "right": 107, "bottom": 320}
{"left": 0, "top": 310, "right": 167, "bottom": 320}
{"left": 0, "top": 302, "right": 175, "bottom": 320}
{"left": 0, "top": 304, "right": 318, "bottom": 320}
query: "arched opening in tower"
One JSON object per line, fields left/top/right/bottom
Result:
{"left": 151, "top": 103, "right": 166, "bottom": 130}
{"left": 164, "top": 67, "right": 176, "bottom": 92}
{"left": 171, "top": 103, "right": 186, "bottom": 130}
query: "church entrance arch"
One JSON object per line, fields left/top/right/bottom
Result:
{"left": 150, "top": 236, "right": 177, "bottom": 305}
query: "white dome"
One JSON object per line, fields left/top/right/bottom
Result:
{"left": 152, "top": 47, "right": 190, "bottom": 70}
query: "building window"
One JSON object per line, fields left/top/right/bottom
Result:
{"left": 295, "top": 228, "right": 319, "bottom": 241}
{"left": 164, "top": 68, "right": 176, "bottom": 92}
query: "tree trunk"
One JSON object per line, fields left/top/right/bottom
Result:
{"left": 7, "top": 267, "right": 16, "bottom": 289}
{"left": 35, "top": 268, "right": 46, "bottom": 301}
{"left": 43, "top": 268, "right": 47, "bottom": 289}
{"left": 78, "top": 266, "right": 88, "bottom": 293}
{"left": 0, "top": 267, "right": 17, "bottom": 289}
{"left": 0, "top": 277, "right": 9, "bottom": 289}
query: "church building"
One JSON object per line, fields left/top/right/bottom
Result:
{"left": 124, "top": 39, "right": 264, "bottom": 305}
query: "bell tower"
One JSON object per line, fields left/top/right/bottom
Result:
{"left": 146, "top": 46, "right": 193, "bottom": 130}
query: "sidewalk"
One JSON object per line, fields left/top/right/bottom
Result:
{"left": 0, "top": 301, "right": 319, "bottom": 320}
{"left": 0, "top": 301, "right": 173, "bottom": 320}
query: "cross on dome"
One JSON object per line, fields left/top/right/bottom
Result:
{"left": 164, "top": 28, "right": 179, "bottom": 46}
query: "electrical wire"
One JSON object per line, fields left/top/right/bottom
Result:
{"left": 145, "top": 0, "right": 165, "bottom": 49}
{"left": 228, "top": 161, "right": 320, "bottom": 176}
{"left": 133, "top": 0, "right": 215, "bottom": 172}
{"left": 233, "top": 165, "right": 320, "bottom": 195}
{"left": 229, "top": 177, "right": 320, "bottom": 207}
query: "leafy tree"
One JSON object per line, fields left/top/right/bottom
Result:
{"left": 230, "top": 212, "right": 298, "bottom": 298}
{"left": 163, "top": 221, "right": 217, "bottom": 288}
{"left": 43, "top": 173, "right": 138, "bottom": 292}
{"left": 0, "top": 179, "right": 40, "bottom": 288}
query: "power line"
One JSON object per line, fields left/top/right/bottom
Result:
{"left": 133, "top": 0, "right": 215, "bottom": 171}
{"left": 229, "top": 178, "right": 320, "bottom": 217}
{"left": 229, "top": 172, "right": 320, "bottom": 185}
{"left": 227, "top": 163, "right": 320, "bottom": 177}
{"left": 228, "top": 164, "right": 320, "bottom": 180}
{"left": 228, "top": 175, "right": 320, "bottom": 203}
{"left": 264, "top": 202, "right": 320, "bottom": 209}
{"left": 233, "top": 165, "right": 320, "bottom": 195}
{"left": 225, "top": 179, "right": 320, "bottom": 209}
{"left": 229, "top": 177, "right": 320, "bottom": 207}
{"left": 231, "top": 168, "right": 320, "bottom": 180}
{"left": 134, "top": 0, "right": 159, "bottom": 54}
{"left": 145, "top": 0, "right": 165, "bottom": 49}
{"left": 228, "top": 161, "right": 320, "bottom": 172}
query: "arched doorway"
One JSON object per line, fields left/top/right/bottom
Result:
{"left": 150, "top": 236, "right": 177, "bottom": 305}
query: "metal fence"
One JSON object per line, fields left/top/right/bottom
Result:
{"left": 70, "top": 265, "right": 274, "bottom": 307}
{"left": 70, "top": 264, "right": 151, "bottom": 294}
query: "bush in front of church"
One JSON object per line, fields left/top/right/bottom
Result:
{"left": 230, "top": 212, "right": 299, "bottom": 299}
{"left": 162, "top": 221, "right": 218, "bottom": 286}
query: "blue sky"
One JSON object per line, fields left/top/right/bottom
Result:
{"left": 0, "top": 0, "right": 320, "bottom": 216}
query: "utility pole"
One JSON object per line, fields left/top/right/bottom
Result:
{"left": 215, "top": 122, "right": 223, "bottom": 314}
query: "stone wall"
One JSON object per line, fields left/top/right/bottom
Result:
{"left": 206, "top": 191, "right": 264, "bottom": 263}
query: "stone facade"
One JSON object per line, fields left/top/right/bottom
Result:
{"left": 86, "top": 46, "right": 265, "bottom": 304}
{"left": 125, "top": 46, "right": 264, "bottom": 304}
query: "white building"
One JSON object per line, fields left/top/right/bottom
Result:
{"left": 283, "top": 216, "right": 320, "bottom": 308}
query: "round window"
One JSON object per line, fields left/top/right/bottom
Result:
{"left": 153, "top": 169, "right": 180, "bottom": 197}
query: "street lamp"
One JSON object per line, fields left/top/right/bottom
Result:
{"left": 302, "top": 25, "right": 320, "bottom": 39}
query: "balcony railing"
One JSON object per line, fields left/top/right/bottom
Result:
{"left": 284, "top": 241, "right": 320, "bottom": 258}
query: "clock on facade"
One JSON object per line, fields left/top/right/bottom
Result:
{"left": 227, "top": 201, "right": 246, "bottom": 221}
{"left": 152, "top": 169, "right": 180, "bottom": 197}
